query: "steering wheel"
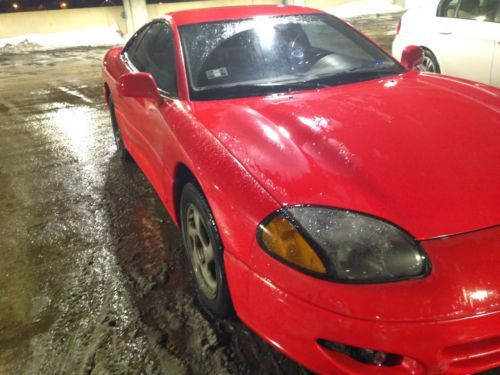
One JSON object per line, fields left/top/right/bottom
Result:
{"left": 288, "top": 34, "right": 306, "bottom": 65}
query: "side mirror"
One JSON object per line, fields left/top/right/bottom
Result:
{"left": 400, "top": 45, "right": 424, "bottom": 71}
{"left": 117, "top": 72, "right": 162, "bottom": 104}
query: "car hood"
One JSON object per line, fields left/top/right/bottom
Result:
{"left": 192, "top": 71, "right": 500, "bottom": 240}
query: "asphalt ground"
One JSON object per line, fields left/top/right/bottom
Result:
{"left": 0, "top": 12, "right": 401, "bottom": 374}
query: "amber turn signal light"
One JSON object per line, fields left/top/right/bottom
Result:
{"left": 259, "top": 214, "right": 327, "bottom": 274}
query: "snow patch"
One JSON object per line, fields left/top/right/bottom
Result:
{"left": 0, "top": 25, "right": 124, "bottom": 52}
{"left": 327, "top": 0, "right": 404, "bottom": 18}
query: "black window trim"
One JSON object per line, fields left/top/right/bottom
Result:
{"left": 120, "top": 19, "right": 179, "bottom": 100}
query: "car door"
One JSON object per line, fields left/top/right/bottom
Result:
{"left": 115, "top": 24, "right": 151, "bottom": 158}
{"left": 490, "top": 2, "right": 500, "bottom": 86}
{"left": 432, "top": 0, "right": 497, "bottom": 84}
{"left": 122, "top": 21, "right": 180, "bottom": 203}
{"left": 134, "top": 22, "right": 180, "bottom": 203}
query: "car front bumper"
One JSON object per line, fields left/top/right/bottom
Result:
{"left": 224, "top": 225, "right": 500, "bottom": 374}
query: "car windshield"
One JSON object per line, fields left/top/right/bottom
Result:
{"left": 179, "top": 14, "right": 404, "bottom": 100}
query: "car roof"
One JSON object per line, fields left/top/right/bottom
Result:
{"left": 165, "top": 5, "right": 322, "bottom": 26}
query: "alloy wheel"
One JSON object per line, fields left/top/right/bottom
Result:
{"left": 419, "top": 55, "right": 437, "bottom": 72}
{"left": 186, "top": 203, "right": 217, "bottom": 299}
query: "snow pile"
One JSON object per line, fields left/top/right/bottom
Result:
{"left": 327, "top": 0, "right": 404, "bottom": 18}
{"left": 0, "top": 24, "right": 124, "bottom": 51}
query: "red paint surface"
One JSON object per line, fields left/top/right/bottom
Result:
{"left": 102, "top": 5, "right": 500, "bottom": 373}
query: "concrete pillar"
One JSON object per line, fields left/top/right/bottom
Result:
{"left": 123, "top": 0, "right": 149, "bottom": 36}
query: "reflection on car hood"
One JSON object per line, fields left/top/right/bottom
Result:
{"left": 192, "top": 71, "right": 500, "bottom": 240}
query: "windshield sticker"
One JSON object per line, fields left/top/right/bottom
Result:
{"left": 206, "top": 67, "right": 228, "bottom": 80}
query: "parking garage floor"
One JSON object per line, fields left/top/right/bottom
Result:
{"left": 0, "top": 13, "right": 400, "bottom": 374}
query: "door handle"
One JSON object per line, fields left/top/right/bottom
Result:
{"left": 438, "top": 31, "right": 452, "bottom": 35}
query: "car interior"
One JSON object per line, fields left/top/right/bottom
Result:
{"left": 194, "top": 22, "right": 383, "bottom": 90}
{"left": 195, "top": 25, "right": 329, "bottom": 87}
{"left": 442, "top": 0, "right": 499, "bottom": 22}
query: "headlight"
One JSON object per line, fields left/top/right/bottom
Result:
{"left": 257, "top": 206, "right": 430, "bottom": 283}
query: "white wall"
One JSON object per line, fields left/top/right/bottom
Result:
{"left": 0, "top": 6, "right": 128, "bottom": 39}
{"left": 0, "top": 0, "right": 399, "bottom": 40}
{"left": 0, "top": 1, "right": 284, "bottom": 39}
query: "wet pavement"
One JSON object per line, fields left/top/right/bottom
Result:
{"left": 0, "top": 13, "right": 400, "bottom": 374}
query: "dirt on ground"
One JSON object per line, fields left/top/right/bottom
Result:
{"left": 0, "top": 13, "right": 400, "bottom": 375}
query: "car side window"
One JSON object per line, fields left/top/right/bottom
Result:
{"left": 438, "top": 0, "right": 460, "bottom": 17}
{"left": 457, "top": 0, "right": 498, "bottom": 21}
{"left": 478, "top": 0, "right": 500, "bottom": 22}
{"left": 125, "top": 26, "right": 149, "bottom": 63}
{"left": 126, "top": 22, "right": 178, "bottom": 97}
{"left": 439, "top": 0, "right": 499, "bottom": 21}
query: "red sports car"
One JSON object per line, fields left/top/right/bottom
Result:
{"left": 102, "top": 5, "right": 500, "bottom": 374}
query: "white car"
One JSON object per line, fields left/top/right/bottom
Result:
{"left": 392, "top": 0, "right": 500, "bottom": 86}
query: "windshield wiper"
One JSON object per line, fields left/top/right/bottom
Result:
{"left": 191, "top": 67, "right": 403, "bottom": 100}
{"left": 265, "top": 80, "right": 330, "bottom": 90}
{"left": 347, "top": 65, "right": 401, "bottom": 74}
{"left": 310, "top": 67, "right": 402, "bottom": 85}
{"left": 193, "top": 80, "right": 330, "bottom": 100}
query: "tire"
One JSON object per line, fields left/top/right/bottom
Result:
{"left": 180, "top": 182, "right": 234, "bottom": 319}
{"left": 108, "top": 95, "right": 133, "bottom": 162}
{"left": 419, "top": 48, "right": 440, "bottom": 73}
